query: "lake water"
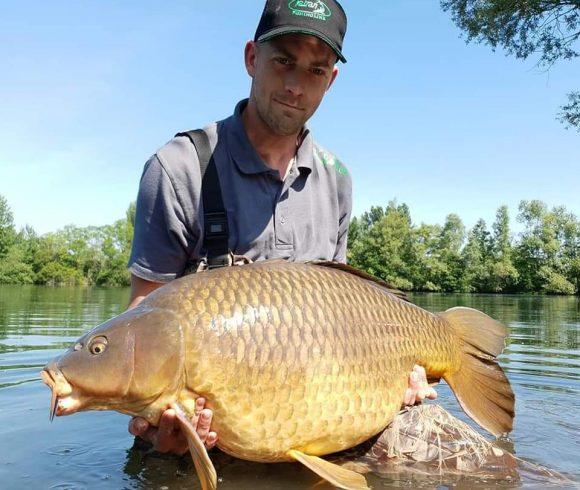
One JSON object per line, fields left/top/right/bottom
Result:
{"left": 0, "top": 285, "right": 578, "bottom": 489}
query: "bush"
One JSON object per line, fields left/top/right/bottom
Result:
{"left": 36, "top": 262, "right": 85, "bottom": 286}
{"left": 0, "top": 246, "right": 35, "bottom": 284}
{"left": 540, "top": 267, "right": 576, "bottom": 295}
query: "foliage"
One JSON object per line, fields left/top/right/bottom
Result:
{"left": 1, "top": 193, "right": 579, "bottom": 295}
{"left": 0, "top": 195, "right": 16, "bottom": 259}
{"left": 348, "top": 202, "right": 416, "bottom": 290}
{"left": 348, "top": 199, "right": 580, "bottom": 295}
{"left": 558, "top": 91, "right": 580, "bottom": 131}
{"left": 514, "top": 200, "right": 580, "bottom": 294}
{"left": 462, "top": 219, "right": 492, "bottom": 292}
{"left": 35, "top": 261, "right": 85, "bottom": 287}
{"left": 0, "top": 245, "right": 35, "bottom": 284}
{"left": 441, "top": 0, "right": 579, "bottom": 130}
{"left": 0, "top": 195, "right": 134, "bottom": 287}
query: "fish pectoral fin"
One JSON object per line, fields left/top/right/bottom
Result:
{"left": 172, "top": 403, "right": 217, "bottom": 490}
{"left": 287, "top": 450, "right": 369, "bottom": 490}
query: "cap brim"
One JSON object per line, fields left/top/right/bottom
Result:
{"left": 257, "top": 26, "right": 346, "bottom": 63}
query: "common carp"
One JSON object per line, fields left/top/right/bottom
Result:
{"left": 41, "top": 260, "right": 515, "bottom": 490}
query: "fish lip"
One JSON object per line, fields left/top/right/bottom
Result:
{"left": 41, "top": 365, "right": 74, "bottom": 420}
{"left": 40, "top": 368, "right": 55, "bottom": 389}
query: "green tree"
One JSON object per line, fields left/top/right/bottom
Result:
{"left": 18, "top": 225, "right": 41, "bottom": 266}
{"left": 553, "top": 204, "right": 580, "bottom": 291}
{"left": 462, "top": 219, "right": 492, "bottom": 291}
{"left": 0, "top": 200, "right": 137, "bottom": 286}
{"left": 433, "top": 214, "right": 466, "bottom": 291}
{"left": 409, "top": 222, "right": 444, "bottom": 292}
{"left": 0, "top": 246, "right": 35, "bottom": 284}
{"left": 32, "top": 232, "right": 84, "bottom": 285}
{"left": 96, "top": 218, "right": 133, "bottom": 287}
{"left": 441, "top": 0, "right": 580, "bottom": 130}
{"left": 493, "top": 205, "right": 511, "bottom": 257}
{"left": 488, "top": 205, "right": 519, "bottom": 292}
{"left": 515, "top": 200, "right": 576, "bottom": 294}
{"left": 35, "top": 261, "right": 84, "bottom": 286}
{"left": 0, "top": 195, "right": 16, "bottom": 258}
{"left": 558, "top": 91, "right": 580, "bottom": 129}
{"left": 349, "top": 202, "right": 416, "bottom": 290}
{"left": 569, "top": 257, "right": 580, "bottom": 292}
{"left": 347, "top": 216, "right": 362, "bottom": 248}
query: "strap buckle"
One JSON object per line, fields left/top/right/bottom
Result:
{"left": 204, "top": 212, "right": 229, "bottom": 240}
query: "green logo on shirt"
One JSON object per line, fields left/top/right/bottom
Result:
{"left": 288, "top": 1, "right": 331, "bottom": 21}
{"left": 318, "top": 149, "right": 348, "bottom": 176}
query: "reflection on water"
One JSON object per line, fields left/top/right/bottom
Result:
{"left": 0, "top": 285, "right": 578, "bottom": 489}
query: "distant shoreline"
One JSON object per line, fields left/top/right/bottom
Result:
{"left": 1, "top": 196, "right": 578, "bottom": 296}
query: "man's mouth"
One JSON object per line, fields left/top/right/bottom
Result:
{"left": 273, "top": 98, "right": 303, "bottom": 111}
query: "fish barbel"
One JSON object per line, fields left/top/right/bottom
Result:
{"left": 41, "top": 260, "right": 515, "bottom": 490}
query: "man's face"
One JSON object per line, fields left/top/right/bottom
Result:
{"left": 245, "top": 33, "right": 339, "bottom": 136}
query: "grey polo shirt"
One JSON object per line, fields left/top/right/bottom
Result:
{"left": 128, "top": 99, "right": 352, "bottom": 283}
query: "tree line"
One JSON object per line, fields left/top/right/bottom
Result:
{"left": 0, "top": 195, "right": 134, "bottom": 287}
{"left": 348, "top": 200, "right": 580, "bottom": 295}
{"left": 0, "top": 194, "right": 579, "bottom": 294}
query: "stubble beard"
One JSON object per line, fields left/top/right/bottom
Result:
{"left": 255, "top": 95, "right": 308, "bottom": 137}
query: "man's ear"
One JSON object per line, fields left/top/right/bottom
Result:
{"left": 326, "top": 66, "right": 339, "bottom": 92}
{"left": 244, "top": 40, "right": 258, "bottom": 78}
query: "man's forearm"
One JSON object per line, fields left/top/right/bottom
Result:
{"left": 128, "top": 274, "right": 164, "bottom": 310}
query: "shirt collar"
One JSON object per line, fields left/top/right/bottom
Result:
{"left": 226, "top": 99, "right": 313, "bottom": 176}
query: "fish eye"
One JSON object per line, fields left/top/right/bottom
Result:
{"left": 89, "top": 336, "right": 108, "bottom": 355}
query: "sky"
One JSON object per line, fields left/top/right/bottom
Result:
{"left": 1, "top": 0, "right": 579, "bottom": 235}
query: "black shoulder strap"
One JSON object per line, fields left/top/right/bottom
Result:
{"left": 175, "top": 129, "right": 230, "bottom": 268}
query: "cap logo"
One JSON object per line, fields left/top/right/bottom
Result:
{"left": 288, "top": 1, "right": 331, "bottom": 21}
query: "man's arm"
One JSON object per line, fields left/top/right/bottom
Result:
{"left": 127, "top": 274, "right": 164, "bottom": 310}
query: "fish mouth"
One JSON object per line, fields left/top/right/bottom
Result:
{"left": 41, "top": 365, "right": 80, "bottom": 420}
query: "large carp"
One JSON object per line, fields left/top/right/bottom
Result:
{"left": 41, "top": 261, "right": 515, "bottom": 490}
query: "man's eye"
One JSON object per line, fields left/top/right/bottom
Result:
{"left": 276, "top": 57, "right": 290, "bottom": 65}
{"left": 311, "top": 68, "right": 325, "bottom": 76}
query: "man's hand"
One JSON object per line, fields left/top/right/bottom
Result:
{"left": 403, "top": 365, "right": 438, "bottom": 406}
{"left": 128, "top": 397, "right": 218, "bottom": 455}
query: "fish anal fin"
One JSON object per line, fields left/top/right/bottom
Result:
{"left": 172, "top": 403, "right": 217, "bottom": 490}
{"left": 287, "top": 449, "right": 369, "bottom": 490}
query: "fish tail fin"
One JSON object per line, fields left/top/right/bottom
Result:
{"left": 439, "top": 307, "right": 515, "bottom": 437}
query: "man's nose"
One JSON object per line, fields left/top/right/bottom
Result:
{"left": 283, "top": 69, "right": 306, "bottom": 97}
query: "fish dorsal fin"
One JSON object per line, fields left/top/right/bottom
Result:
{"left": 309, "top": 261, "right": 410, "bottom": 303}
{"left": 172, "top": 404, "right": 217, "bottom": 490}
{"left": 288, "top": 450, "right": 369, "bottom": 490}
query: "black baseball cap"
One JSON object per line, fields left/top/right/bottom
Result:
{"left": 254, "top": 0, "right": 347, "bottom": 63}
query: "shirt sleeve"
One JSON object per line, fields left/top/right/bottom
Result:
{"left": 333, "top": 172, "right": 352, "bottom": 264}
{"left": 128, "top": 155, "right": 197, "bottom": 282}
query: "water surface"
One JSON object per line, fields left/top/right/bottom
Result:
{"left": 0, "top": 285, "right": 578, "bottom": 489}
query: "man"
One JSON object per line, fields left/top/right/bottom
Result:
{"left": 126, "top": 0, "right": 436, "bottom": 456}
